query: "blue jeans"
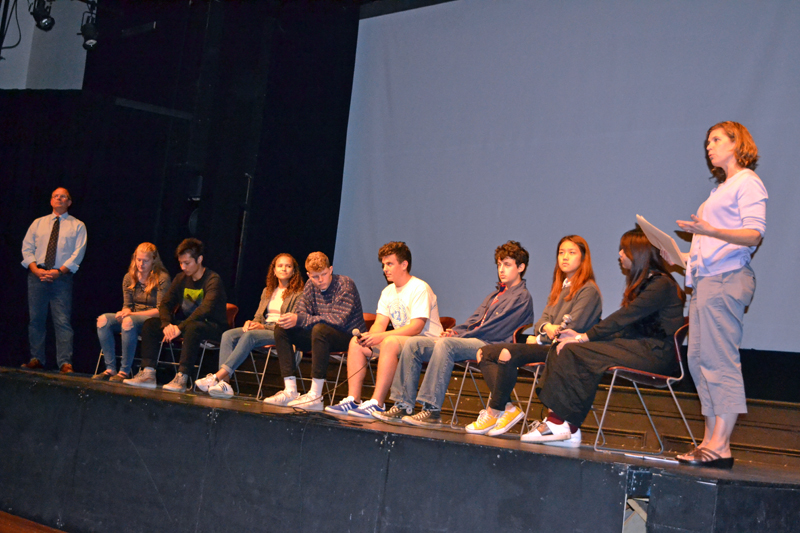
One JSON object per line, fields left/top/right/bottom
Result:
{"left": 390, "top": 336, "right": 486, "bottom": 409}
{"left": 97, "top": 313, "right": 150, "bottom": 375}
{"left": 27, "top": 271, "right": 73, "bottom": 367}
{"left": 219, "top": 327, "right": 276, "bottom": 375}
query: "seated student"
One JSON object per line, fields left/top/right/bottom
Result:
{"left": 470, "top": 235, "right": 602, "bottom": 435}
{"left": 325, "top": 241, "right": 443, "bottom": 418}
{"left": 523, "top": 228, "right": 684, "bottom": 447}
{"left": 263, "top": 252, "right": 366, "bottom": 411}
{"left": 195, "top": 253, "right": 304, "bottom": 397}
{"left": 124, "top": 238, "right": 228, "bottom": 392}
{"left": 375, "top": 241, "right": 534, "bottom": 426}
{"left": 93, "top": 243, "right": 171, "bottom": 382}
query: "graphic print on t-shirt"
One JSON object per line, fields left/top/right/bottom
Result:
{"left": 388, "top": 298, "right": 409, "bottom": 328}
{"left": 182, "top": 287, "right": 204, "bottom": 316}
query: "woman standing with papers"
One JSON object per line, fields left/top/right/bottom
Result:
{"left": 668, "top": 122, "right": 767, "bottom": 469}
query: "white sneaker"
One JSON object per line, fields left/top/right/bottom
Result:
{"left": 520, "top": 419, "right": 582, "bottom": 448}
{"left": 162, "top": 372, "right": 188, "bottom": 393}
{"left": 123, "top": 368, "right": 156, "bottom": 389}
{"left": 195, "top": 373, "right": 219, "bottom": 392}
{"left": 208, "top": 380, "right": 234, "bottom": 398}
{"left": 286, "top": 391, "right": 323, "bottom": 411}
{"left": 263, "top": 389, "right": 299, "bottom": 406}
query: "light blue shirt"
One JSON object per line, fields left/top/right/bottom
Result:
{"left": 686, "top": 169, "right": 767, "bottom": 287}
{"left": 21, "top": 212, "right": 87, "bottom": 273}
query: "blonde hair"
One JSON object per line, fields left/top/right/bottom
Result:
{"left": 127, "top": 242, "right": 168, "bottom": 296}
{"left": 305, "top": 251, "right": 330, "bottom": 273}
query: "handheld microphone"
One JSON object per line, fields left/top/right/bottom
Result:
{"left": 557, "top": 314, "right": 572, "bottom": 332}
{"left": 553, "top": 314, "right": 573, "bottom": 343}
{"left": 352, "top": 328, "right": 363, "bottom": 341}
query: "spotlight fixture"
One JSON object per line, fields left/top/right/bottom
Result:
{"left": 79, "top": 1, "right": 98, "bottom": 51}
{"left": 80, "top": 20, "right": 98, "bottom": 50}
{"left": 30, "top": 0, "right": 55, "bottom": 32}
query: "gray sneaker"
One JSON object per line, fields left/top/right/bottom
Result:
{"left": 162, "top": 372, "right": 189, "bottom": 393}
{"left": 373, "top": 402, "right": 414, "bottom": 422}
{"left": 123, "top": 368, "right": 157, "bottom": 389}
{"left": 402, "top": 408, "right": 441, "bottom": 427}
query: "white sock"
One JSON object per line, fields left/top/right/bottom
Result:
{"left": 310, "top": 378, "right": 324, "bottom": 397}
{"left": 284, "top": 377, "right": 297, "bottom": 394}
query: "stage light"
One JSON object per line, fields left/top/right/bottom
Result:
{"left": 81, "top": 20, "right": 98, "bottom": 50}
{"left": 30, "top": 0, "right": 54, "bottom": 31}
{"left": 79, "top": 2, "right": 98, "bottom": 51}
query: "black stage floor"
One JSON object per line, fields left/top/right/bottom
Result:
{"left": 2, "top": 368, "right": 799, "bottom": 532}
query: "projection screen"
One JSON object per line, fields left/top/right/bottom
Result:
{"left": 335, "top": 0, "right": 800, "bottom": 352}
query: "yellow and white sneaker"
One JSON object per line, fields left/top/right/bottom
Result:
{"left": 488, "top": 404, "right": 525, "bottom": 436}
{"left": 465, "top": 409, "right": 498, "bottom": 434}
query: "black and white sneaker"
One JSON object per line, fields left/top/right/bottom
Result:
{"left": 373, "top": 402, "right": 413, "bottom": 422}
{"left": 402, "top": 408, "right": 441, "bottom": 427}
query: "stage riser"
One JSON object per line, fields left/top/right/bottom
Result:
{"left": 0, "top": 373, "right": 628, "bottom": 533}
{"left": 218, "top": 356, "right": 800, "bottom": 467}
{"left": 117, "top": 353, "right": 800, "bottom": 468}
{"left": 648, "top": 471, "right": 800, "bottom": 533}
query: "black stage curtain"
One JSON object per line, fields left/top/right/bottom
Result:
{"left": 0, "top": 1, "right": 359, "bottom": 373}
{"left": 0, "top": 90, "right": 181, "bottom": 370}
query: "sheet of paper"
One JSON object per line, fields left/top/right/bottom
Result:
{"left": 636, "top": 214, "right": 686, "bottom": 268}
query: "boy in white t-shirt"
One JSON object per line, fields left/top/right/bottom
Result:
{"left": 325, "top": 241, "right": 442, "bottom": 418}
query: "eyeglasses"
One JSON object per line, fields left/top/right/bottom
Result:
{"left": 51, "top": 194, "right": 70, "bottom": 200}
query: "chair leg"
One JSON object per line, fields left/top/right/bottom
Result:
{"left": 95, "top": 351, "right": 103, "bottom": 376}
{"left": 468, "top": 366, "right": 485, "bottom": 409}
{"left": 295, "top": 351, "right": 306, "bottom": 393}
{"left": 668, "top": 382, "right": 697, "bottom": 448}
{"left": 630, "top": 382, "right": 664, "bottom": 455}
{"left": 593, "top": 371, "right": 618, "bottom": 453}
{"left": 193, "top": 346, "right": 208, "bottom": 392}
{"left": 591, "top": 408, "right": 605, "bottom": 447}
{"left": 594, "top": 373, "right": 667, "bottom": 456}
{"left": 155, "top": 341, "right": 165, "bottom": 367}
{"left": 330, "top": 355, "right": 346, "bottom": 404}
{"left": 256, "top": 348, "right": 273, "bottom": 400}
{"left": 449, "top": 362, "right": 472, "bottom": 428}
{"left": 240, "top": 351, "right": 257, "bottom": 398}
{"left": 520, "top": 366, "right": 542, "bottom": 434}
{"left": 166, "top": 342, "right": 178, "bottom": 375}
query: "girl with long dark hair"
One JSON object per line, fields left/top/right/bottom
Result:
{"left": 523, "top": 229, "right": 684, "bottom": 447}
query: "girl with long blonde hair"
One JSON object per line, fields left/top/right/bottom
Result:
{"left": 94, "top": 243, "right": 170, "bottom": 381}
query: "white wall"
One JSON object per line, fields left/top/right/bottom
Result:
{"left": 0, "top": 0, "right": 87, "bottom": 89}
